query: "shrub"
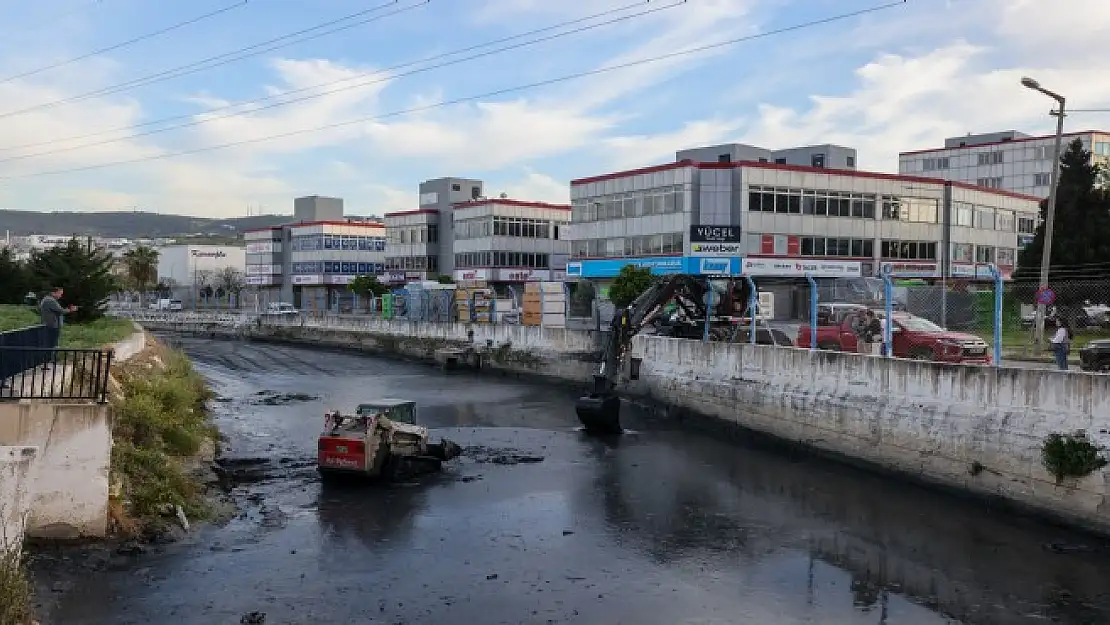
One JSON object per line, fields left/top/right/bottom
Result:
{"left": 0, "top": 545, "right": 31, "bottom": 625}
{"left": 1042, "top": 431, "right": 1109, "bottom": 484}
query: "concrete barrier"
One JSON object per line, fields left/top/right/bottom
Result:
{"left": 0, "top": 329, "right": 145, "bottom": 540}
{"left": 625, "top": 336, "right": 1110, "bottom": 533}
{"left": 0, "top": 403, "right": 111, "bottom": 539}
{"left": 0, "top": 446, "right": 37, "bottom": 553}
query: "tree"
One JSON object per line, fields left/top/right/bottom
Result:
{"left": 123, "top": 245, "right": 159, "bottom": 305}
{"left": 607, "top": 265, "right": 655, "bottom": 308}
{"left": 0, "top": 248, "right": 31, "bottom": 305}
{"left": 349, "top": 274, "right": 390, "bottom": 298}
{"left": 214, "top": 267, "right": 245, "bottom": 304}
{"left": 27, "top": 237, "right": 118, "bottom": 322}
{"left": 1015, "top": 139, "right": 1110, "bottom": 306}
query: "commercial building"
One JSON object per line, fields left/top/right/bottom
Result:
{"left": 156, "top": 244, "right": 246, "bottom": 302}
{"left": 384, "top": 177, "right": 572, "bottom": 285}
{"left": 899, "top": 129, "right": 1110, "bottom": 197}
{"left": 244, "top": 196, "right": 387, "bottom": 310}
{"left": 566, "top": 144, "right": 1042, "bottom": 318}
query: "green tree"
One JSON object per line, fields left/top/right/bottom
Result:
{"left": 123, "top": 245, "right": 159, "bottom": 304}
{"left": 0, "top": 248, "right": 31, "bottom": 304}
{"left": 1015, "top": 139, "right": 1110, "bottom": 305}
{"left": 28, "top": 237, "right": 118, "bottom": 322}
{"left": 607, "top": 265, "right": 655, "bottom": 308}
{"left": 349, "top": 274, "right": 390, "bottom": 298}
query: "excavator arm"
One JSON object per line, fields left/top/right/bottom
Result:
{"left": 575, "top": 273, "right": 749, "bottom": 435}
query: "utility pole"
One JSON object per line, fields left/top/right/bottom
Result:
{"left": 1021, "top": 76, "right": 1066, "bottom": 346}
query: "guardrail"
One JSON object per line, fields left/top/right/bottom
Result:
{"left": 112, "top": 311, "right": 258, "bottom": 327}
{"left": 0, "top": 325, "right": 114, "bottom": 402}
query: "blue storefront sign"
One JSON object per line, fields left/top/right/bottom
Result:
{"left": 567, "top": 256, "right": 742, "bottom": 279}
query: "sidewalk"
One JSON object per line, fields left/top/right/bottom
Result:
{"left": 1001, "top": 348, "right": 1080, "bottom": 367}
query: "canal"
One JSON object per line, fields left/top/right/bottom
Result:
{"left": 32, "top": 336, "right": 1110, "bottom": 624}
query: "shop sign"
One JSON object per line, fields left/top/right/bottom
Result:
{"left": 742, "top": 258, "right": 862, "bottom": 278}
{"left": 880, "top": 262, "right": 939, "bottom": 277}
{"left": 454, "top": 268, "right": 490, "bottom": 281}
{"left": 689, "top": 225, "right": 741, "bottom": 243}
{"left": 496, "top": 269, "right": 551, "bottom": 282}
{"left": 246, "top": 242, "right": 274, "bottom": 254}
{"left": 291, "top": 275, "right": 321, "bottom": 285}
{"left": 689, "top": 241, "right": 743, "bottom": 256}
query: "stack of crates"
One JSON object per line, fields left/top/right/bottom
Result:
{"left": 455, "top": 281, "right": 494, "bottom": 323}
{"left": 522, "top": 282, "right": 567, "bottom": 327}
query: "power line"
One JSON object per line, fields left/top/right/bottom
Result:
{"left": 0, "top": 0, "right": 250, "bottom": 84}
{"left": 0, "top": 0, "right": 683, "bottom": 162}
{"left": 0, "top": 0, "right": 909, "bottom": 181}
{"left": 1070, "top": 109, "right": 1110, "bottom": 113}
{"left": 0, "top": 0, "right": 426, "bottom": 121}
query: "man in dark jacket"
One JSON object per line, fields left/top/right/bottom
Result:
{"left": 39, "top": 287, "right": 77, "bottom": 367}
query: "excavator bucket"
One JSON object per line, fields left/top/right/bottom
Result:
{"left": 575, "top": 375, "right": 623, "bottom": 435}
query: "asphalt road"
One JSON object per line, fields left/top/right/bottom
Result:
{"left": 31, "top": 337, "right": 1110, "bottom": 624}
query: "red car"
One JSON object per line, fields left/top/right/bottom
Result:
{"left": 797, "top": 310, "right": 991, "bottom": 364}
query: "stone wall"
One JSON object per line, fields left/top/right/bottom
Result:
{"left": 623, "top": 335, "right": 1110, "bottom": 533}
{"left": 0, "top": 446, "right": 37, "bottom": 553}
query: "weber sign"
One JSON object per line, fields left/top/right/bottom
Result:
{"left": 689, "top": 225, "right": 741, "bottom": 256}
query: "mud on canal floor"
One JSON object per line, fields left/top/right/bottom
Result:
{"left": 26, "top": 336, "right": 1110, "bottom": 624}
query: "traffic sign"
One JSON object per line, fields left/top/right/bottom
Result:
{"left": 1035, "top": 286, "right": 1056, "bottom": 306}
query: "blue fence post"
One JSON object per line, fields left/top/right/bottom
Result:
{"left": 989, "top": 263, "right": 1003, "bottom": 367}
{"left": 806, "top": 273, "right": 818, "bottom": 352}
{"left": 702, "top": 277, "right": 712, "bottom": 343}
{"left": 880, "top": 265, "right": 894, "bottom": 356}
{"left": 743, "top": 276, "right": 758, "bottom": 345}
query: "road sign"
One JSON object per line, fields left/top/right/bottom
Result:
{"left": 1035, "top": 286, "right": 1056, "bottom": 306}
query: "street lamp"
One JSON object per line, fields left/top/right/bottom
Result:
{"left": 1021, "top": 75, "right": 1066, "bottom": 346}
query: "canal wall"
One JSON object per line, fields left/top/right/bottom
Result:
{"left": 137, "top": 313, "right": 602, "bottom": 384}
{"left": 0, "top": 328, "right": 145, "bottom": 540}
{"left": 623, "top": 335, "right": 1110, "bottom": 535}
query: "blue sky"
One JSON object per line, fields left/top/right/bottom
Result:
{"left": 0, "top": 0, "right": 1107, "bottom": 218}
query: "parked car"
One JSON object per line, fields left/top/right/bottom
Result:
{"left": 796, "top": 310, "right": 991, "bottom": 364}
{"left": 1079, "top": 340, "right": 1110, "bottom": 372}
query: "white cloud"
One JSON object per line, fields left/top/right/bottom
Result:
{"left": 496, "top": 171, "right": 570, "bottom": 205}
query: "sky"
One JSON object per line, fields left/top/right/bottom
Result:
{"left": 0, "top": 0, "right": 1106, "bottom": 218}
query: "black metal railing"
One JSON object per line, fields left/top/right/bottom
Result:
{"left": 0, "top": 325, "right": 114, "bottom": 402}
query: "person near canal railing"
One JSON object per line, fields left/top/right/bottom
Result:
{"left": 38, "top": 286, "right": 78, "bottom": 370}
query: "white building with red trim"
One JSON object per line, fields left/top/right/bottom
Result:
{"left": 899, "top": 129, "right": 1110, "bottom": 197}
{"left": 567, "top": 147, "right": 1042, "bottom": 284}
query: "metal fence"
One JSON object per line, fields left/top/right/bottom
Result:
{"left": 0, "top": 325, "right": 114, "bottom": 402}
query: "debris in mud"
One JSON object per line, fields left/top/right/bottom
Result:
{"left": 251, "top": 390, "right": 319, "bottom": 405}
{"left": 240, "top": 611, "right": 266, "bottom": 624}
{"left": 463, "top": 446, "right": 545, "bottom": 466}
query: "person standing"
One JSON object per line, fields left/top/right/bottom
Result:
{"left": 1049, "top": 319, "right": 1073, "bottom": 371}
{"left": 38, "top": 287, "right": 77, "bottom": 369}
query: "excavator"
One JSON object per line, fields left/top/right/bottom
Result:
{"left": 574, "top": 274, "right": 757, "bottom": 436}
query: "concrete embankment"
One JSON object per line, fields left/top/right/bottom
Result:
{"left": 0, "top": 329, "right": 146, "bottom": 541}
{"left": 624, "top": 335, "right": 1110, "bottom": 535}
{"left": 136, "top": 313, "right": 1110, "bottom": 535}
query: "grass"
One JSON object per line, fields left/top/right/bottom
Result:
{"left": 0, "top": 544, "right": 31, "bottom": 625}
{"left": 110, "top": 344, "right": 217, "bottom": 534}
{"left": 0, "top": 304, "right": 135, "bottom": 348}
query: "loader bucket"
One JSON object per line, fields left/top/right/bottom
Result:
{"left": 575, "top": 393, "right": 622, "bottom": 436}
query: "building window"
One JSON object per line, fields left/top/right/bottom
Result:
{"left": 570, "top": 233, "right": 682, "bottom": 259}
{"left": 811, "top": 153, "right": 825, "bottom": 168}
{"left": 774, "top": 158, "right": 787, "bottom": 164}
{"left": 996, "top": 210, "right": 1015, "bottom": 232}
{"left": 923, "top": 157, "right": 950, "bottom": 170}
{"left": 952, "top": 243, "right": 973, "bottom": 263}
{"left": 1034, "top": 146, "right": 1051, "bottom": 160}
{"left": 570, "top": 184, "right": 686, "bottom": 223}
{"left": 1095, "top": 142, "right": 1110, "bottom": 156}
{"left": 749, "top": 186, "right": 875, "bottom": 219}
{"left": 977, "top": 151, "right": 1004, "bottom": 165}
{"left": 1034, "top": 173, "right": 1052, "bottom": 186}
{"left": 718, "top": 154, "right": 731, "bottom": 163}
{"left": 953, "top": 202, "right": 973, "bottom": 227}
{"left": 1017, "top": 217, "right": 1036, "bottom": 234}
{"left": 881, "top": 195, "right": 938, "bottom": 223}
{"left": 974, "top": 208, "right": 996, "bottom": 230}
{"left": 996, "top": 248, "right": 1016, "bottom": 266}
{"left": 976, "top": 177, "right": 1003, "bottom": 189}
{"left": 846, "top": 156, "right": 855, "bottom": 168}
{"left": 800, "top": 237, "right": 872, "bottom": 258}
{"left": 975, "top": 245, "right": 995, "bottom": 264}
{"left": 451, "top": 183, "right": 461, "bottom": 191}
{"left": 881, "top": 240, "right": 938, "bottom": 261}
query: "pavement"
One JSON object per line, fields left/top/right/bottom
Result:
{"left": 28, "top": 337, "right": 1110, "bottom": 625}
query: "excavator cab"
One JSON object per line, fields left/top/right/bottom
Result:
{"left": 575, "top": 274, "right": 751, "bottom": 435}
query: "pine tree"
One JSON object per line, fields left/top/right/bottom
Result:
{"left": 27, "top": 237, "right": 118, "bottom": 322}
{"left": 0, "top": 248, "right": 30, "bottom": 305}
{"left": 1016, "top": 138, "right": 1110, "bottom": 276}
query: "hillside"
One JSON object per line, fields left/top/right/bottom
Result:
{"left": 0, "top": 210, "right": 292, "bottom": 238}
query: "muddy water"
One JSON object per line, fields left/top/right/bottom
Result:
{"left": 33, "top": 337, "right": 1110, "bottom": 624}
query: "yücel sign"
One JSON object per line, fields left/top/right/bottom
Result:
{"left": 689, "top": 225, "right": 741, "bottom": 242}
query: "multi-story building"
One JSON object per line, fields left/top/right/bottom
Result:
{"left": 384, "top": 177, "right": 572, "bottom": 285}
{"left": 566, "top": 145, "right": 1042, "bottom": 317}
{"left": 898, "top": 129, "right": 1110, "bottom": 197}
{"left": 156, "top": 244, "right": 246, "bottom": 304}
{"left": 243, "top": 195, "right": 387, "bottom": 310}
{"left": 677, "top": 142, "right": 858, "bottom": 169}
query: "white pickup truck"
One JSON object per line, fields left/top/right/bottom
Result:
{"left": 148, "top": 298, "right": 183, "bottom": 311}
{"left": 261, "top": 302, "right": 299, "bottom": 316}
